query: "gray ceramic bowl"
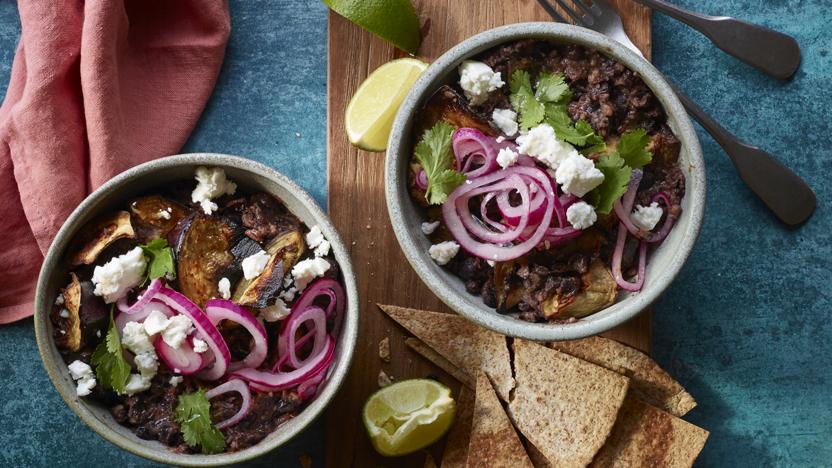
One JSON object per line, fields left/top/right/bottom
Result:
{"left": 386, "top": 23, "right": 705, "bottom": 341}
{"left": 34, "top": 154, "right": 358, "bottom": 466}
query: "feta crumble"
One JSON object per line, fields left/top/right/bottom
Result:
{"left": 157, "top": 209, "right": 171, "bottom": 220}
{"left": 421, "top": 221, "right": 440, "bottom": 235}
{"left": 122, "top": 322, "right": 154, "bottom": 355}
{"left": 124, "top": 374, "right": 152, "bottom": 395}
{"left": 428, "top": 241, "right": 460, "bottom": 266}
{"left": 192, "top": 338, "right": 209, "bottom": 353}
{"left": 491, "top": 108, "right": 518, "bottom": 136}
{"left": 555, "top": 153, "right": 605, "bottom": 197}
{"left": 496, "top": 147, "right": 519, "bottom": 169}
{"left": 217, "top": 277, "right": 231, "bottom": 300}
{"left": 191, "top": 167, "right": 237, "bottom": 215}
{"left": 458, "top": 60, "right": 504, "bottom": 105}
{"left": 631, "top": 202, "right": 663, "bottom": 231}
{"left": 54, "top": 294, "right": 64, "bottom": 306}
{"left": 162, "top": 315, "right": 194, "bottom": 349}
{"left": 142, "top": 309, "right": 170, "bottom": 336}
{"left": 516, "top": 124, "right": 579, "bottom": 170}
{"left": 91, "top": 247, "right": 147, "bottom": 303}
{"left": 566, "top": 202, "right": 598, "bottom": 230}
{"left": 169, "top": 375, "right": 183, "bottom": 387}
{"left": 242, "top": 250, "right": 270, "bottom": 280}
{"left": 496, "top": 136, "right": 506, "bottom": 143}
{"left": 305, "top": 225, "right": 331, "bottom": 257}
{"left": 69, "top": 361, "right": 97, "bottom": 397}
{"left": 262, "top": 298, "right": 292, "bottom": 322}
{"left": 292, "top": 257, "right": 331, "bottom": 292}
{"left": 279, "top": 286, "right": 298, "bottom": 302}
{"left": 59, "top": 309, "right": 69, "bottom": 319}
{"left": 134, "top": 351, "right": 159, "bottom": 378}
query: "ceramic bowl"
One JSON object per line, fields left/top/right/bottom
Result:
{"left": 385, "top": 23, "right": 705, "bottom": 341}
{"left": 34, "top": 154, "right": 358, "bottom": 466}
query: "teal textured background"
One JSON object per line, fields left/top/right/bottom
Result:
{"left": 0, "top": 0, "right": 829, "bottom": 466}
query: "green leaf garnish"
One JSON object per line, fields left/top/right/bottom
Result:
{"left": 175, "top": 389, "right": 226, "bottom": 454}
{"left": 509, "top": 70, "right": 545, "bottom": 130}
{"left": 615, "top": 128, "right": 652, "bottom": 168}
{"left": 534, "top": 72, "right": 571, "bottom": 104}
{"left": 140, "top": 238, "right": 175, "bottom": 284}
{"left": 91, "top": 308, "right": 131, "bottom": 394}
{"left": 589, "top": 153, "right": 633, "bottom": 215}
{"left": 414, "top": 121, "right": 466, "bottom": 205}
{"left": 575, "top": 120, "right": 607, "bottom": 155}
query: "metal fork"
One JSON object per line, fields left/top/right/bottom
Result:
{"left": 536, "top": 0, "right": 816, "bottom": 226}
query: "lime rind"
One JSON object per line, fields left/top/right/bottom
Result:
{"left": 323, "top": 0, "right": 421, "bottom": 54}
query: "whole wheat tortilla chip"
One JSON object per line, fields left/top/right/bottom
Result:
{"left": 378, "top": 304, "right": 514, "bottom": 401}
{"left": 440, "top": 386, "right": 474, "bottom": 468}
{"left": 589, "top": 394, "right": 709, "bottom": 468}
{"left": 406, "top": 338, "right": 474, "bottom": 389}
{"left": 467, "top": 372, "right": 533, "bottom": 468}
{"left": 508, "top": 340, "right": 629, "bottom": 468}
{"left": 549, "top": 336, "right": 697, "bottom": 416}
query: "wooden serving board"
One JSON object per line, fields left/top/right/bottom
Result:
{"left": 326, "top": 2, "right": 652, "bottom": 466}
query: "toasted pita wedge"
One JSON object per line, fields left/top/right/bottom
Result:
{"left": 378, "top": 305, "right": 514, "bottom": 401}
{"left": 406, "top": 338, "right": 474, "bottom": 389}
{"left": 508, "top": 340, "right": 629, "bottom": 468}
{"left": 549, "top": 336, "right": 697, "bottom": 416}
{"left": 526, "top": 441, "right": 555, "bottom": 468}
{"left": 467, "top": 372, "right": 533, "bottom": 468}
{"left": 589, "top": 394, "right": 709, "bottom": 468}
{"left": 440, "top": 386, "right": 475, "bottom": 468}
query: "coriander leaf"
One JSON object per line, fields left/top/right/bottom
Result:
{"left": 576, "top": 120, "right": 607, "bottom": 155}
{"left": 91, "top": 308, "right": 131, "bottom": 394}
{"left": 175, "top": 389, "right": 226, "bottom": 454}
{"left": 544, "top": 104, "right": 589, "bottom": 146}
{"left": 616, "top": 128, "right": 652, "bottom": 168}
{"left": 509, "top": 70, "right": 544, "bottom": 129}
{"left": 414, "top": 121, "right": 466, "bottom": 205}
{"left": 590, "top": 153, "right": 633, "bottom": 215}
{"left": 535, "top": 72, "right": 570, "bottom": 103}
{"left": 140, "top": 237, "right": 175, "bottom": 284}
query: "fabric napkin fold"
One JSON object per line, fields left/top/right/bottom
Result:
{"left": 0, "top": 0, "right": 230, "bottom": 324}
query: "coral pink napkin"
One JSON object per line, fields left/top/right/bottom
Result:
{"left": 0, "top": 1, "right": 230, "bottom": 324}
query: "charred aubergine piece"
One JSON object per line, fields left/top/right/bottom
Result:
{"left": 233, "top": 230, "right": 305, "bottom": 308}
{"left": 71, "top": 211, "right": 135, "bottom": 266}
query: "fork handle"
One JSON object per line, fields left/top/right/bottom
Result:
{"left": 633, "top": 0, "right": 801, "bottom": 79}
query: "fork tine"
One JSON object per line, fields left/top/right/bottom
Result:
{"left": 535, "top": 0, "right": 570, "bottom": 24}
{"left": 551, "top": 0, "right": 590, "bottom": 26}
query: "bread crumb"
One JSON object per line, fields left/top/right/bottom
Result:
{"left": 378, "top": 370, "right": 393, "bottom": 388}
{"left": 379, "top": 337, "right": 391, "bottom": 363}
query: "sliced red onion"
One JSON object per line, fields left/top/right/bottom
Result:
{"left": 231, "top": 336, "right": 335, "bottom": 391}
{"left": 281, "top": 306, "right": 327, "bottom": 370}
{"left": 205, "top": 299, "right": 268, "bottom": 371}
{"left": 205, "top": 379, "right": 251, "bottom": 429}
{"left": 296, "top": 366, "right": 326, "bottom": 400}
{"left": 442, "top": 166, "right": 555, "bottom": 262}
{"left": 415, "top": 170, "right": 428, "bottom": 191}
{"left": 116, "top": 279, "right": 163, "bottom": 315}
{"left": 479, "top": 193, "right": 508, "bottom": 233}
{"left": 156, "top": 336, "right": 204, "bottom": 375}
{"left": 155, "top": 287, "right": 231, "bottom": 380}
{"left": 644, "top": 192, "right": 676, "bottom": 243}
{"left": 611, "top": 170, "right": 648, "bottom": 291}
{"left": 115, "top": 300, "right": 173, "bottom": 335}
{"left": 452, "top": 128, "right": 499, "bottom": 178}
{"left": 497, "top": 179, "right": 547, "bottom": 226}
{"left": 457, "top": 175, "right": 531, "bottom": 244}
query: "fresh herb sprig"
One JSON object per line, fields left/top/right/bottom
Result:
{"left": 91, "top": 308, "right": 131, "bottom": 394}
{"left": 175, "top": 389, "right": 226, "bottom": 454}
{"left": 414, "top": 121, "right": 466, "bottom": 205}
{"left": 140, "top": 238, "right": 175, "bottom": 284}
{"left": 588, "top": 129, "right": 653, "bottom": 214}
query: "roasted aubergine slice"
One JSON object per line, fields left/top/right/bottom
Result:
{"left": 541, "top": 259, "right": 617, "bottom": 319}
{"left": 129, "top": 195, "right": 188, "bottom": 241}
{"left": 233, "top": 229, "right": 305, "bottom": 308}
{"left": 71, "top": 211, "right": 135, "bottom": 266}
{"left": 175, "top": 214, "right": 239, "bottom": 308}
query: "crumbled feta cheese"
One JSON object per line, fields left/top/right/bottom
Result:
{"left": 54, "top": 294, "right": 64, "bottom": 306}
{"left": 496, "top": 136, "right": 506, "bottom": 143}
{"left": 122, "top": 321, "right": 154, "bottom": 355}
{"left": 134, "top": 351, "right": 159, "bottom": 378}
{"left": 142, "top": 309, "right": 170, "bottom": 336}
{"left": 421, "top": 221, "right": 440, "bottom": 235}
{"left": 555, "top": 153, "right": 605, "bottom": 197}
{"left": 169, "top": 375, "right": 183, "bottom": 387}
{"left": 428, "top": 241, "right": 460, "bottom": 266}
{"left": 491, "top": 108, "right": 518, "bottom": 136}
{"left": 59, "top": 309, "right": 70, "bottom": 319}
{"left": 306, "top": 225, "right": 331, "bottom": 257}
{"left": 261, "top": 298, "right": 292, "bottom": 322}
{"left": 68, "top": 360, "right": 93, "bottom": 381}
{"left": 96, "top": 330, "right": 102, "bottom": 338}
{"left": 566, "top": 202, "right": 598, "bottom": 230}
{"left": 75, "top": 377, "right": 97, "bottom": 396}
{"left": 191, "top": 166, "right": 237, "bottom": 215}
{"left": 631, "top": 202, "right": 664, "bottom": 231}
{"left": 458, "top": 60, "right": 504, "bottom": 105}
{"left": 124, "top": 374, "right": 152, "bottom": 395}
{"left": 157, "top": 209, "right": 171, "bottom": 220}
{"left": 496, "top": 147, "right": 519, "bottom": 169}
{"left": 91, "top": 247, "right": 147, "bottom": 303}
{"left": 279, "top": 286, "right": 298, "bottom": 302}
{"left": 487, "top": 260, "right": 496, "bottom": 267}
{"left": 291, "top": 257, "right": 331, "bottom": 292}
{"left": 162, "top": 315, "right": 194, "bottom": 349}
{"left": 192, "top": 338, "right": 209, "bottom": 353}
{"left": 516, "top": 124, "right": 579, "bottom": 169}
{"left": 242, "top": 250, "right": 270, "bottom": 280}
{"left": 217, "top": 277, "right": 231, "bottom": 300}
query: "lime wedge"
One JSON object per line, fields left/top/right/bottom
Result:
{"left": 323, "top": 0, "right": 421, "bottom": 54}
{"left": 363, "top": 379, "right": 456, "bottom": 457}
{"left": 345, "top": 58, "right": 427, "bottom": 152}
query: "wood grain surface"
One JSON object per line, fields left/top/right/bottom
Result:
{"left": 326, "top": 2, "right": 652, "bottom": 466}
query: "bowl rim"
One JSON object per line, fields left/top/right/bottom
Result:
{"left": 385, "top": 22, "right": 706, "bottom": 341}
{"left": 33, "top": 153, "right": 359, "bottom": 466}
